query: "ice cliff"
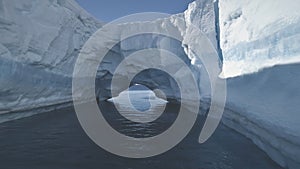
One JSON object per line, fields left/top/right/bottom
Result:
{"left": 225, "top": 63, "right": 300, "bottom": 169}
{"left": 0, "top": 0, "right": 101, "bottom": 121}
{"left": 1, "top": 0, "right": 300, "bottom": 168}
{"left": 92, "top": 0, "right": 220, "bottom": 101}
{"left": 219, "top": 0, "right": 300, "bottom": 77}
{"left": 0, "top": 0, "right": 219, "bottom": 119}
{"left": 218, "top": 0, "right": 300, "bottom": 168}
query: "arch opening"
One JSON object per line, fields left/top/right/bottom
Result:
{"left": 95, "top": 33, "right": 191, "bottom": 102}
{"left": 108, "top": 84, "right": 167, "bottom": 112}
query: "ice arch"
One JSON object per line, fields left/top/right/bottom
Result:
{"left": 94, "top": 34, "right": 200, "bottom": 102}
{"left": 96, "top": 34, "right": 199, "bottom": 101}
{"left": 96, "top": 68, "right": 182, "bottom": 102}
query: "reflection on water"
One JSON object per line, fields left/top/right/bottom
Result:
{"left": 0, "top": 91, "right": 283, "bottom": 169}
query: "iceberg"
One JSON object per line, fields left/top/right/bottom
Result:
{"left": 0, "top": 0, "right": 299, "bottom": 168}
{"left": 219, "top": 0, "right": 300, "bottom": 77}
{"left": 0, "top": 0, "right": 101, "bottom": 121}
{"left": 218, "top": 1, "right": 300, "bottom": 168}
{"left": 225, "top": 63, "right": 300, "bottom": 168}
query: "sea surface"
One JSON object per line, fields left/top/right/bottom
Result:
{"left": 0, "top": 91, "right": 283, "bottom": 169}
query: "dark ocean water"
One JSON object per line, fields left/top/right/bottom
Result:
{"left": 0, "top": 91, "right": 282, "bottom": 169}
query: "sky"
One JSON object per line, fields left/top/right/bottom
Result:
{"left": 75, "top": 0, "right": 195, "bottom": 22}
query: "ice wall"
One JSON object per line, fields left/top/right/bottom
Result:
{"left": 184, "top": 0, "right": 219, "bottom": 51}
{"left": 87, "top": 0, "right": 220, "bottom": 101}
{"left": 0, "top": 0, "right": 101, "bottom": 121}
{"left": 0, "top": 0, "right": 219, "bottom": 119}
{"left": 225, "top": 63, "right": 300, "bottom": 169}
{"left": 219, "top": 0, "right": 300, "bottom": 77}
{"left": 1, "top": 1, "right": 299, "bottom": 168}
{"left": 217, "top": 1, "right": 300, "bottom": 168}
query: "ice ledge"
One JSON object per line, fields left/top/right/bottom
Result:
{"left": 225, "top": 63, "right": 300, "bottom": 169}
{"left": 0, "top": 99, "right": 73, "bottom": 124}
{"left": 223, "top": 108, "right": 300, "bottom": 169}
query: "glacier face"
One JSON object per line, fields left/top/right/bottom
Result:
{"left": 218, "top": 1, "right": 300, "bottom": 167}
{"left": 184, "top": 0, "right": 218, "bottom": 51}
{"left": 87, "top": 0, "right": 220, "bottom": 101}
{"left": 219, "top": 0, "right": 300, "bottom": 77}
{"left": 0, "top": 0, "right": 101, "bottom": 119}
{"left": 0, "top": 0, "right": 219, "bottom": 116}
{"left": 1, "top": 0, "right": 300, "bottom": 168}
{"left": 225, "top": 63, "right": 300, "bottom": 169}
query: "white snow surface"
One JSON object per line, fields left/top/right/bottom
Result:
{"left": 219, "top": 0, "right": 300, "bottom": 77}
